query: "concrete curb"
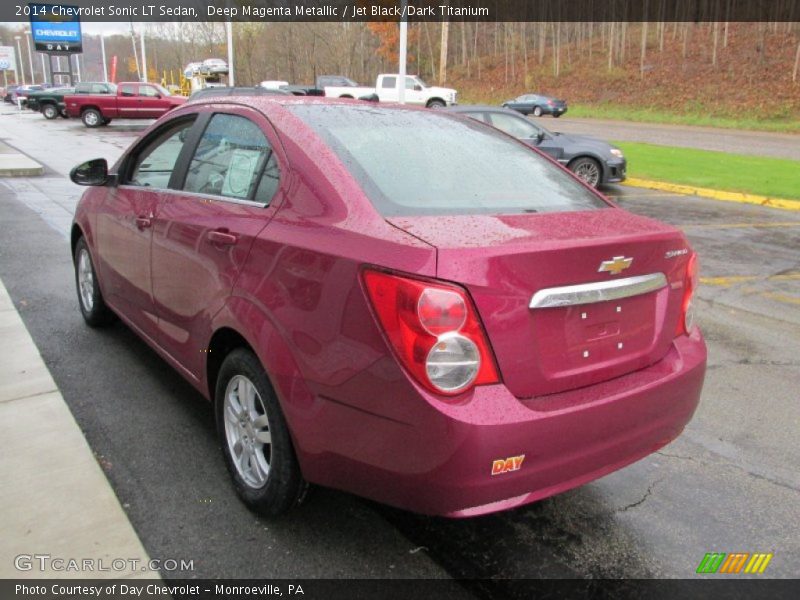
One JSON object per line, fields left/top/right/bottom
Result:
{"left": 0, "top": 277, "right": 157, "bottom": 579}
{"left": 624, "top": 177, "right": 800, "bottom": 212}
{"left": 0, "top": 141, "right": 44, "bottom": 178}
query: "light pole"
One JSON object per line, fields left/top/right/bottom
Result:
{"left": 40, "top": 54, "right": 47, "bottom": 84}
{"left": 226, "top": 21, "right": 235, "bottom": 86}
{"left": 100, "top": 35, "right": 108, "bottom": 82}
{"left": 24, "top": 29, "right": 35, "bottom": 85}
{"left": 398, "top": 0, "right": 408, "bottom": 104}
{"left": 14, "top": 35, "right": 25, "bottom": 84}
{"left": 140, "top": 28, "right": 147, "bottom": 82}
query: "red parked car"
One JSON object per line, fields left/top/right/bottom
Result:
{"left": 64, "top": 82, "right": 185, "bottom": 127}
{"left": 69, "top": 97, "right": 706, "bottom": 517}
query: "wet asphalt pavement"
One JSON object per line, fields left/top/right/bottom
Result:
{"left": 0, "top": 109, "right": 798, "bottom": 590}
{"left": 545, "top": 116, "right": 800, "bottom": 161}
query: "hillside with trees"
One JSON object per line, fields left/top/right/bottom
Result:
{"left": 2, "top": 21, "right": 798, "bottom": 126}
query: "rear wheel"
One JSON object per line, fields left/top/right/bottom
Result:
{"left": 42, "top": 104, "right": 59, "bottom": 120}
{"left": 82, "top": 108, "right": 102, "bottom": 128}
{"left": 74, "top": 237, "right": 116, "bottom": 327}
{"left": 569, "top": 157, "right": 602, "bottom": 188}
{"left": 533, "top": 106, "right": 543, "bottom": 117}
{"left": 215, "top": 349, "right": 305, "bottom": 517}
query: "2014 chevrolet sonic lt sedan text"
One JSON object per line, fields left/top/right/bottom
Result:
{"left": 69, "top": 97, "right": 707, "bottom": 517}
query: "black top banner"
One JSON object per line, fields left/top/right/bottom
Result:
{"left": 4, "top": 0, "right": 800, "bottom": 23}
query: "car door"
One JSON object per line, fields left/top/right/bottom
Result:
{"left": 378, "top": 76, "right": 398, "bottom": 102}
{"left": 137, "top": 84, "right": 171, "bottom": 118}
{"left": 116, "top": 83, "right": 139, "bottom": 118}
{"left": 93, "top": 115, "right": 198, "bottom": 341}
{"left": 486, "top": 112, "right": 565, "bottom": 161}
{"left": 150, "top": 107, "right": 287, "bottom": 379}
{"left": 403, "top": 76, "right": 425, "bottom": 105}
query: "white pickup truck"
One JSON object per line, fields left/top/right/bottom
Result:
{"left": 324, "top": 74, "right": 457, "bottom": 108}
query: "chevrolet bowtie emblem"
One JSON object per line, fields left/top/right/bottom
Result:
{"left": 598, "top": 256, "right": 633, "bottom": 275}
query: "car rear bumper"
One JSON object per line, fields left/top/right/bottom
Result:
{"left": 306, "top": 329, "right": 705, "bottom": 517}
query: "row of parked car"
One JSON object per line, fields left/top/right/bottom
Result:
{"left": 3, "top": 76, "right": 624, "bottom": 189}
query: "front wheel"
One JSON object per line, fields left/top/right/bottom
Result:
{"left": 569, "top": 157, "right": 602, "bottom": 188}
{"left": 74, "top": 237, "right": 116, "bottom": 327}
{"left": 216, "top": 349, "right": 305, "bottom": 517}
{"left": 427, "top": 99, "right": 446, "bottom": 109}
{"left": 82, "top": 108, "right": 102, "bottom": 128}
{"left": 42, "top": 104, "right": 59, "bottom": 120}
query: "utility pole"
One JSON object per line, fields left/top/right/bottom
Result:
{"left": 439, "top": 21, "right": 450, "bottom": 84}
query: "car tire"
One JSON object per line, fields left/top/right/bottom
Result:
{"left": 74, "top": 237, "right": 116, "bottom": 327}
{"left": 42, "top": 104, "right": 59, "bottom": 120}
{"left": 569, "top": 157, "right": 602, "bottom": 188}
{"left": 82, "top": 108, "right": 102, "bottom": 128}
{"left": 533, "top": 106, "right": 543, "bottom": 117}
{"left": 427, "top": 99, "right": 446, "bottom": 109}
{"left": 215, "top": 348, "right": 305, "bottom": 517}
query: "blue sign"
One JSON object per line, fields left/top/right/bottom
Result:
{"left": 29, "top": 4, "right": 82, "bottom": 53}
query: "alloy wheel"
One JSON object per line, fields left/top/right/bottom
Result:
{"left": 223, "top": 375, "right": 272, "bottom": 489}
{"left": 77, "top": 248, "right": 94, "bottom": 312}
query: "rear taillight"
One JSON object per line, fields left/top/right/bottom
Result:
{"left": 362, "top": 269, "right": 500, "bottom": 396}
{"left": 676, "top": 253, "right": 699, "bottom": 336}
{"left": 547, "top": 100, "right": 554, "bottom": 106}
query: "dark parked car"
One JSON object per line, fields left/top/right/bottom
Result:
{"left": 188, "top": 86, "right": 291, "bottom": 101}
{"left": 503, "top": 93, "right": 567, "bottom": 117}
{"left": 26, "top": 87, "right": 74, "bottom": 118}
{"left": 316, "top": 75, "right": 359, "bottom": 89}
{"left": 7, "top": 84, "right": 44, "bottom": 106}
{"left": 69, "top": 97, "right": 705, "bottom": 518}
{"left": 448, "top": 105, "right": 626, "bottom": 188}
{"left": 3, "top": 85, "right": 21, "bottom": 103}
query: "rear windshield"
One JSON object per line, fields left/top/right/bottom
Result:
{"left": 289, "top": 104, "right": 607, "bottom": 216}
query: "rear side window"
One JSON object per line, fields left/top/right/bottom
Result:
{"left": 120, "top": 84, "right": 136, "bottom": 97}
{"left": 290, "top": 105, "right": 606, "bottom": 216}
{"left": 381, "top": 76, "right": 396, "bottom": 89}
{"left": 183, "top": 114, "right": 279, "bottom": 203}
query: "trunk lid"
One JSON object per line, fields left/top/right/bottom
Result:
{"left": 387, "top": 208, "right": 691, "bottom": 398}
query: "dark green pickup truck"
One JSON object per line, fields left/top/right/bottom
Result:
{"left": 26, "top": 82, "right": 116, "bottom": 120}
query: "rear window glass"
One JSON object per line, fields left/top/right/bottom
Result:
{"left": 289, "top": 105, "right": 606, "bottom": 216}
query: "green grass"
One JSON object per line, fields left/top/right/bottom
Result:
{"left": 616, "top": 142, "right": 800, "bottom": 200}
{"left": 568, "top": 104, "right": 800, "bottom": 134}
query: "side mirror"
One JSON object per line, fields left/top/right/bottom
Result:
{"left": 70, "top": 158, "right": 109, "bottom": 186}
{"left": 537, "top": 131, "right": 545, "bottom": 143}
{"left": 413, "top": 84, "right": 423, "bottom": 91}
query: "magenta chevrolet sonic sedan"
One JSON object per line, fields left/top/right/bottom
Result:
{"left": 69, "top": 97, "right": 706, "bottom": 517}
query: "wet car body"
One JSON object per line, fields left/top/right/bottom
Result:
{"left": 70, "top": 97, "right": 706, "bottom": 517}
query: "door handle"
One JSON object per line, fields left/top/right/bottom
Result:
{"left": 207, "top": 230, "right": 238, "bottom": 246}
{"left": 135, "top": 216, "right": 152, "bottom": 230}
